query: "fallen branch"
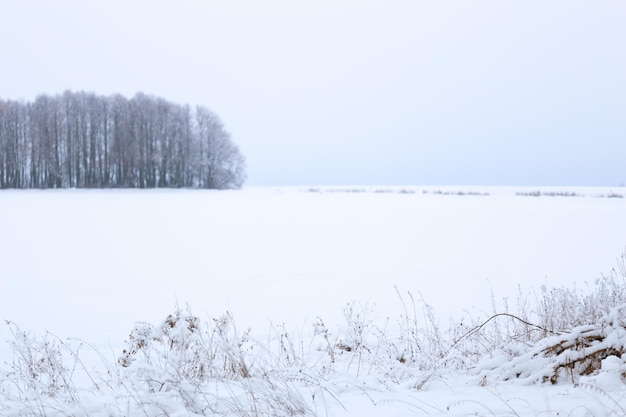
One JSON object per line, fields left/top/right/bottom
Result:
{"left": 448, "top": 313, "right": 554, "bottom": 355}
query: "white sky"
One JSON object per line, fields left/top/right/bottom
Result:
{"left": 1, "top": 1, "right": 625, "bottom": 186}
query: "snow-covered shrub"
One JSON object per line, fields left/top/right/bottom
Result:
{"left": 114, "top": 307, "right": 321, "bottom": 416}
{"left": 468, "top": 250, "right": 626, "bottom": 385}
{"left": 534, "top": 273, "right": 626, "bottom": 335}
{"left": 336, "top": 300, "right": 377, "bottom": 355}
{"left": 119, "top": 307, "right": 252, "bottom": 386}
{"left": 310, "top": 296, "right": 445, "bottom": 387}
{"left": 474, "top": 304, "right": 626, "bottom": 385}
{"left": 2, "top": 321, "right": 77, "bottom": 399}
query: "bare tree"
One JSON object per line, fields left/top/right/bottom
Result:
{"left": 195, "top": 106, "right": 246, "bottom": 189}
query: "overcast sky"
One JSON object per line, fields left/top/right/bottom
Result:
{"left": 1, "top": 1, "right": 625, "bottom": 186}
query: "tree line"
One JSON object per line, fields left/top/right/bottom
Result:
{"left": 0, "top": 91, "right": 245, "bottom": 189}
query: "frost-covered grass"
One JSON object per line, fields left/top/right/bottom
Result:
{"left": 1, "top": 186, "right": 626, "bottom": 415}
{"left": 3, "top": 265, "right": 626, "bottom": 416}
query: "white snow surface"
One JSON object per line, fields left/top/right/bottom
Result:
{"left": 1, "top": 185, "right": 626, "bottom": 415}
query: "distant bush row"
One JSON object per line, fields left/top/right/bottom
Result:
{"left": 0, "top": 91, "right": 245, "bottom": 189}
{"left": 304, "top": 187, "right": 490, "bottom": 196}
{"left": 303, "top": 187, "right": 623, "bottom": 199}
{"left": 516, "top": 190, "right": 624, "bottom": 198}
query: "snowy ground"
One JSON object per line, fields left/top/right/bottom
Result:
{"left": 1, "top": 186, "right": 626, "bottom": 415}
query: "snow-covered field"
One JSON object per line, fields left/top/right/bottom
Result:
{"left": 1, "top": 186, "right": 626, "bottom": 416}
